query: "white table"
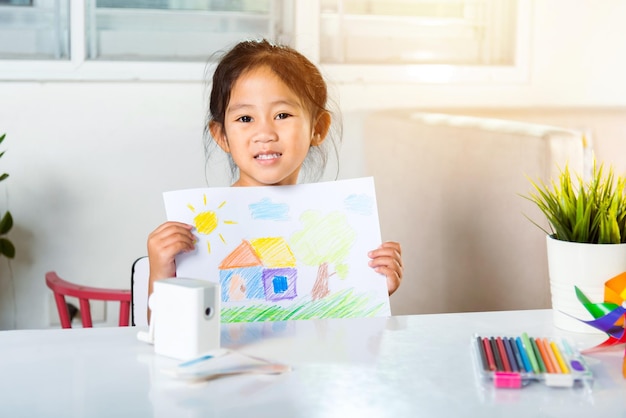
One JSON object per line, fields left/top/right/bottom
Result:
{"left": 1, "top": 310, "right": 624, "bottom": 417}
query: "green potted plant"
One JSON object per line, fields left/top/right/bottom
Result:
{"left": 526, "top": 163, "right": 626, "bottom": 244}
{"left": 525, "top": 162, "right": 626, "bottom": 332}
{"left": 0, "top": 133, "right": 14, "bottom": 259}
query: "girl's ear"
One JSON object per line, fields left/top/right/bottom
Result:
{"left": 209, "top": 121, "right": 230, "bottom": 152}
{"left": 311, "top": 111, "right": 331, "bottom": 146}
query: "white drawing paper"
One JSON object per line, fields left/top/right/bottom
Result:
{"left": 163, "top": 177, "right": 390, "bottom": 322}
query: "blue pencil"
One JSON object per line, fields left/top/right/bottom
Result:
{"left": 515, "top": 336, "right": 533, "bottom": 373}
{"left": 503, "top": 337, "right": 519, "bottom": 372}
{"left": 178, "top": 354, "right": 215, "bottom": 367}
{"left": 510, "top": 337, "right": 525, "bottom": 372}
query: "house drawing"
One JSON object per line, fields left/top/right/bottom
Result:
{"left": 219, "top": 237, "right": 298, "bottom": 303}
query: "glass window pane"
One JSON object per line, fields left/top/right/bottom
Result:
{"left": 86, "top": 0, "right": 280, "bottom": 61}
{"left": 320, "top": 0, "right": 516, "bottom": 66}
{"left": 0, "top": 0, "right": 70, "bottom": 60}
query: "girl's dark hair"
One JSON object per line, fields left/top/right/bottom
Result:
{"left": 203, "top": 39, "right": 341, "bottom": 184}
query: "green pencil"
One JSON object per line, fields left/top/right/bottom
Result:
{"left": 529, "top": 337, "right": 546, "bottom": 373}
{"left": 521, "top": 332, "right": 540, "bottom": 373}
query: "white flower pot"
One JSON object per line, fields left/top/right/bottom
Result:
{"left": 546, "top": 235, "right": 626, "bottom": 333}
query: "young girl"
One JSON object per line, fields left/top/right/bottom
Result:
{"left": 147, "top": 39, "right": 403, "bottom": 301}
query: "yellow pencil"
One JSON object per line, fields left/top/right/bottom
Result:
{"left": 550, "top": 340, "right": 570, "bottom": 374}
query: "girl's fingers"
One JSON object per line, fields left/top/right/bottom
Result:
{"left": 368, "top": 241, "right": 403, "bottom": 295}
{"left": 148, "top": 222, "right": 197, "bottom": 281}
{"left": 152, "top": 221, "right": 193, "bottom": 233}
{"left": 149, "top": 223, "right": 195, "bottom": 249}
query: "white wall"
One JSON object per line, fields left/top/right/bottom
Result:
{"left": 1, "top": 0, "right": 626, "bottom": 329}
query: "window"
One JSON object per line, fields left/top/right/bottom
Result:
{"left": 0, "top": 0, "right": 70, "bottom": 60}
{"left": 0, "top": 0, "right": 530, "bottom": 83}
{"left": 294, "top": 0, "right": 530, "bottom": 83}
{"left": 272, "top": 276, "right": 288, "bottom": 294}
{"left": 319, "top": 0, "right": 516, "bottom": 66}
{"left": 85, "top": 0, "right": 279, "bottom": 61}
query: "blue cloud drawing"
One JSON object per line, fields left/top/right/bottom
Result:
{"left": 249, "top": 198, "right": 290, "bottom": 221}
{"left": 344, "top": 194, "right": 373, "bottom": 216}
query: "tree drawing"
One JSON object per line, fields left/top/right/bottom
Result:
{"left": 289, "top": 210, "right": 357, "bottom": 300}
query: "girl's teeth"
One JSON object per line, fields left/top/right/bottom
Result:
{"left": 256, "top": 154, "right": 280, "bottom": 160}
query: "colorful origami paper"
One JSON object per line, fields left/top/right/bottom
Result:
{"left": 574, "top": 272, "right": 626, "bottom": 378}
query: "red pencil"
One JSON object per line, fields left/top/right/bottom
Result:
{"left": 483, "top": 337, "right": 497, "bottom": 371}
{"left": 496, "top": 337, "right": 512, "bottom": 372}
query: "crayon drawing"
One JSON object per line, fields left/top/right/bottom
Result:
{"left": 163, "top": 177, "right": 390, "bottom": 322}
{"left": 219, "top": 237, "right": 298, "bottom": 302}
{"left": 185, "top": 195, "right": 237, "bottom": 254}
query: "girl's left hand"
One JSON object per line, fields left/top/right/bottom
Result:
{"left": 368, "top": 241, "right": 403, "bottom": 295}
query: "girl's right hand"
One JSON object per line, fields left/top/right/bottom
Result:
{"left": 147, "top": 221, "right": 195, "bottom": 284}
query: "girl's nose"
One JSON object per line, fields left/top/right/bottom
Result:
{"left": 253, "top": 121, "right": 278, "bottom": 142}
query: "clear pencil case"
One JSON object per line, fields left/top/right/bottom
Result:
{"left": 472, "top": 333, "right": 593, "bottom": 389}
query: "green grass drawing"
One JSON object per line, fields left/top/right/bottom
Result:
{"left": 221, "top": 288, "right": 385, "bottom": 323}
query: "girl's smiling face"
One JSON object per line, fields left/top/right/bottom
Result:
{"left": 210, "top": 65, "right": 329, "bottom": 187}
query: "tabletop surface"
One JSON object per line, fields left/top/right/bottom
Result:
{"left": 0, "top": 309, "right": 624, "bottom": 418}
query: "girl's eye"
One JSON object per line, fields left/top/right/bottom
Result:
{"left": 275, "top": 113, "right": 291, "bottom": 120}
{"left": 237, "top": 116, "right": 252, "bottom": 123}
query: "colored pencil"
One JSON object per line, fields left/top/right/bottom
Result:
{"left": 496, "top": 337, "right": 511, "bottom": 372}
{"left": 543, "top": 338, "right": 561, "bottom": 373}
{"left": 550, "top": 340, "right": 570, "bottom": 374}
{"left": 521, "top": 332, "right": 540, "bottom": 373}
{"left": 515, "top": 337, "right": 532, "bottom": 373}
{"left": 536, "top": 338, "right": 557, "bottom": 374}
{"left": 560, "top": 338, "right": 574, "bottom": 356}
{"left": 510, "top": 337, "right": 525, "bottom": 372}
{"left": 482, "top": 337, "right": 497, "bottom": 371}
{"left": 503, "top": 337, "right": 519, "bottom": 372}
{"left": 476, "top": 336, "right": 490, "bottom": 371}
{"left": 490, "top": 337, "right": 504, "bottom": 371}
{"left": 529, "top": 337, "right": 546, "bottom": 373}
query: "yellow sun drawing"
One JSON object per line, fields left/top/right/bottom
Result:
{"left": 187, "top": 194, "right": 237, "bottom": 253}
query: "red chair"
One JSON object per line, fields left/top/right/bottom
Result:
{"left": 45, "top": 271, "right": 131, "bottom": 328}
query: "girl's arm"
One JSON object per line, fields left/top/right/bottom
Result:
{"left": 368, "top": 241, "right": 403, "bottom": 295}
